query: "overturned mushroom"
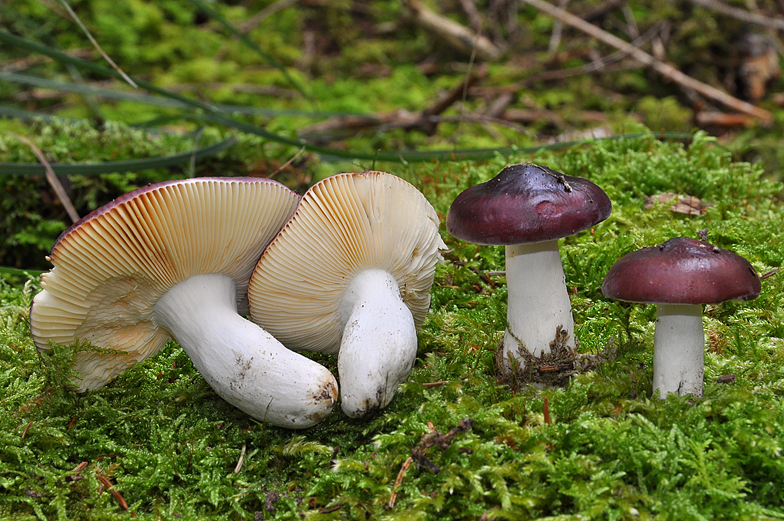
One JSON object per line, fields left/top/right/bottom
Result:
{"left": 30, "top": 178, "right": 338, "bottom": 428}
{"left": 249, "top": 171, "right": 446, "bottom": 418}
{"left": 602, "top": 237, "right": 761, "bottom": 398}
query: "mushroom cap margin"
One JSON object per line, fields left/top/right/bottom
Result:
{"left": 602, "top": 236, "right": 761, "bottom": 305}
{"left": 446, "top": 163, "right": 611, "bottom": 245}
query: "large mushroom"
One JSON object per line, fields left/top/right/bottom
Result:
{"left": 602, "top": 236, "right": 761, "bottom": 398}
{"left": 446, "top": 163, "right": 611, "bottom": 371}
{"left": 30, "top": 177, "right": 338, "bottom": 428}
{"left": 249, "top": 171, "right": 446, "bottom": 418}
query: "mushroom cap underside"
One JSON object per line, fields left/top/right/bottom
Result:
{"left": 30, "top": 177, "right": 300, "bottom": 390}
{"left": 249, "top": 171, "right": 447, "bottom": 355}
{"left": 602, "top": 236, "right": 761, "bottom": 305}
{"left": 446, "top": 163, "right": 612, "bottom": 245}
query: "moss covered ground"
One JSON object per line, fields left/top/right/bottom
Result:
{"left": 3, "top": 1, "right": 784, "bottom": 518}
{"left": 3, "top": 133, "right": 784, "bottom": 520}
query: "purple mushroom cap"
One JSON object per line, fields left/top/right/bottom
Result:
{"left": 446, "top": 163, "right": 612, "bottom": 245}
{"left": 602, "top": 237, "right": 761, "bottom": 305}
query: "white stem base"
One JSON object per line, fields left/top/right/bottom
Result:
{"left": 154, "top": 274, "right": 338, "bottom": 428}
{"left": 652, "top": 303, "right": 705, "bottom": 398}
{"left": 338, "top": 269, "right": 417, "bottom": 418}
{"left": 501, "top": 240, "right": 575, "bottom": 369}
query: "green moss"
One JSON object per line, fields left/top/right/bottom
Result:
{"left": 2, "top": 134, "right": 784, "bottom": 519}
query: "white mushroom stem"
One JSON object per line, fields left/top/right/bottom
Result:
{"left": 338, "top": 268, "right": 417, "bottom": 418}
{"left": 502, "top": 240, "right": 575, "bottom": 368}
{"left": 652, "top": 303, "right": 705, "bottom": 398}
{"left": 153, "top": 274, "right": 338, "bottom": 429}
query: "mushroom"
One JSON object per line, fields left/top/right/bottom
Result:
{"left": 248, "top": 171, "right": 446, "bottom": 418}
{"left": 446, "top": 163, "right": 611, "bottom": 371}
{"left": 30, "top": 177, "right": 338, "bottom": 428}
{"left": 602, "top": 236, "right": 761, "bottom": 398}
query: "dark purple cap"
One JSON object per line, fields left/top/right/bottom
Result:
{"left": 602, "top": 237, "right": 761, "bottom": 304}
{"left": 446, "top": 163, "right": 612, "bottom": 245}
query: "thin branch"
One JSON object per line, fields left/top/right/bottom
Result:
{"left": 388, "top": 456, "right": 413, "bottom": 509}
{"left": 523, "top": 0, "right": 773, "bottom": 121}
{"left": 458, "top": 0, "right": 484, "bottom": 32}
{"left": 234, "top": 443, "right": 246, "bottom": 473}
{"left": 527, "top": 20, "right": 666, "bottom": 84}
{"left": 7, "top": 132, "right": 80, "bottom": 223}
{"left": 687, "top": 0, "right": 784, "bottom": 31}
{"left": 548, "top": 0, "right": 570, "bottom": 52}
{"left": 404, "top": 0, "right": 503, "bottom": 61}
{"left": 579, "top": 0, "right": 627, "bottom": 22}
{"left": 268, "top": 146, "right": 306, "bottom": 178}
{"left": 241, "top": 0, "right": 299, "bottom": 34}
{"left": 57, "top": 0, "right": 137, "bottom": 88}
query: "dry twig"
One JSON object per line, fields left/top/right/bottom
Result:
{"left": 579, "top": 0, "right": 627, "bottom": 23}
{"left": 57, "top": 0, "right": 137, "bottom": 88}
{"left": 543, "top": 396, "right": 551, "bottom": 425}
{"left": 8, "top": 132, "right": 80, "bottom": 223}
{"left": 523, "top": 0, "right": 773, "bottom": 122}
{"left": 234, "top": 443, "right": 246, "bottom": 474}
{"left": 241, "top": 0, "right": 299, "bottom": 33}
{"left": 96, "top": 474, "right": 129, "bottom": 511}
{"left": 388, "top": 418, "right": 474, "bottom": 509}
{"left": 299, "top": 67, "right": 487, "bottom": 139}
{"left": 687, "top": 0, "right": 784, "bottom": 31}
{"left": 404, "top": 0, "right": 503, "bottom": 61}
{"left": 695, "top": 111, "right": 757, "bottom": 127}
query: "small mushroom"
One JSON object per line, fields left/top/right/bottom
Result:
{"left": 446, "top": 163, "right": 611, "bottom": 370}
{"left": 602, "top": 236, "right": 761, "bottom": 398}
{"left": 30, "top": 178, "right": 338, "bottom": 428}
{"left": 249, "top": 171, "right": 446, "bottom": 418}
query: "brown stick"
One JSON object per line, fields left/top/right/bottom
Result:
{"left": 21, "top": 421, "right": 33, "bottom": 441}
{"left": 388, "top": 418, "right": 474, "bottom": 509}
{"left": 579, "top": 0, "right": 627, "bottom": 23}
{"left": 687, "top": 0, "right": 784, "bottom": 31}
{"left": 404, "top": 0, "right": 503, "bottom": 61}
{"left": 543, "top": 396, "right": 551, "bottom": 425}
{"left": 234, "top": 443, "right": 246, "bottom": 473}
{"left": 57, "top": 0, "right": 137, "bottom": 88}
{"left": 241, "top": 0, "right": 299, "bottom": 33}
{"left": 97, "top": 475, "right": 129, "bottom": 510}
{"left": 301, "top": 68, "right": 487, "bottom": 139}
{"left": 695, "top": 111, "right": 756, "bottom": 127}
{"left": 424, "top": 65, "right": 487, "bottom": 118}
{"left": 8, "top": 133, "right": 80, "bottom": 223}
{"left": 523, "top": 0, "right": 773, "bottom": 122}
{"left": 422, "top": 381, "right": 447, "bottom": 388}
{"left": 388, "top": 456, "right": 413, "bottom": 509}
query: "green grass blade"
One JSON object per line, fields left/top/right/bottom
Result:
{"left": 0, "top": 31, "right": 696, "bottom": 163}
{"left": 198, "top": 111, "right": 696, "bottom": 162}
{"left": 56, "top": 0, "right": 138, "bottom": 88}
{"left": 0, "top": 71, "right": 186, "bottom": 109}
{"left": 0, "top": 105, "right": 76, "bottom": 123}
{"left": 0, "top": 136, "right": 237, "bottom": 175}
{"left": 0, "top": 72, "right": 357, "bottom": 118}
{"left": 0, "top": 30, "right": 217, "bottom": 113}
{"left": 0, "top": 266, "right": 43, "bottom": 276}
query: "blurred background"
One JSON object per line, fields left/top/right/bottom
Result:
{"left": 2, "top": 0, "right": 784, "bottom": 270}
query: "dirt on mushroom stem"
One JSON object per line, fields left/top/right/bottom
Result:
{"left": 496, "top": 325, "right": 617, "bottom": 390}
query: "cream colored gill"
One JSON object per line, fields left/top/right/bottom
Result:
{"left": 249, "top": 172, "right": 446, "bottom": 355}
{"left": 31, "top": 178, "right": 300, "bottom": 390}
